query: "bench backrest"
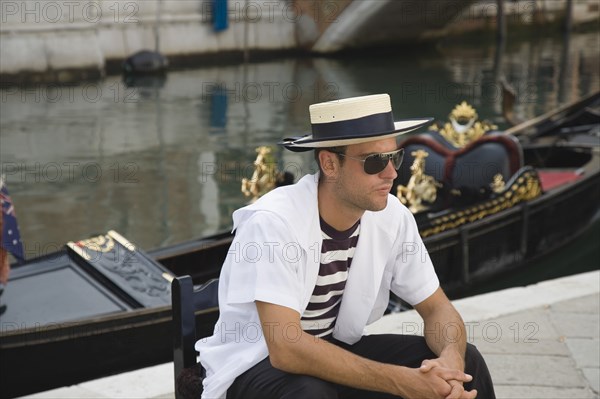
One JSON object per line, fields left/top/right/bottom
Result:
{"left": 171, "top": 275, "right": 219, "bottom": 399}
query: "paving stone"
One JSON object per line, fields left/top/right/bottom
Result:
{"left": 484, "top": 354, "right": 585, "bottom": 387}
{"left": 22, "top": 272, "right": 600, "bottom": 399}
{"left": 551, "top": 294, "right": 600, "bottom": 314}
{"left": 566, "top": 338, "right": 600, "bottom": 368}
{"left": 550, "top": 312, "right": 600, "bottom": 339}
{"left": 80, "top": 362, "right": 173, "bottom": 399}
{"left": 465, "top": 309, "right": 560, "bottom": 341}
{"left": 581, "top": 368, "right": 600, "bottom": 394}
{"left": 24, "top": 386, "right": 108, "bottom": 398}
{"left": 473, "top": 337, "right": 569, "bottom": 356}
{"left": 494, "top": 384, "right": 597, "bottom": 399}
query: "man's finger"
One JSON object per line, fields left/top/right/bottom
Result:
{"left": 461, "top": 388, "right": 477, "bottom": 399}
{"left": 445, "top": 381, "right": 464, "bottom": 399}
{"left": 420, "top": 358, "right": 443, "bottom": 372}
{"left": 439, "top": 370, "right": 473, "bottom": 382}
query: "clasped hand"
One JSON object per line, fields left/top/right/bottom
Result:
{"left": 416, "top": 354, "right": 477, "bottom": 399}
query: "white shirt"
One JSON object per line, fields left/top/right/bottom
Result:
{"left": 196, "top": 173, "right": 439, "bottom": 399}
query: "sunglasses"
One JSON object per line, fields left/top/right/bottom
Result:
{"left": 332, "top": 148, "right": 405, "bottom": 175}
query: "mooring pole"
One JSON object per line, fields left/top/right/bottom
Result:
{"left": 496, "top": 0, "right": 506, "bottom": 44}
{"left": 154, "top": 0, "right": 163, "bottom": 52}
{"left": 564, "top": 0, "right": 573, "bottom": 33}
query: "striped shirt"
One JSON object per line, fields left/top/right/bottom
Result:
{"left": 301, "top": 217, "right": 360, "bottom": 339}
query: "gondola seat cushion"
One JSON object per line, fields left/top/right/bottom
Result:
{"left": 398, "top": 131, "right": 524, "bottom": 191}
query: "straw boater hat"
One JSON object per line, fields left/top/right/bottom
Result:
{"left": 280, "top": 94, "right": 432, "bottom": 152}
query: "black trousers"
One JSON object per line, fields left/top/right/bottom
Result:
{"left": 227, "top": 334, "right": 495, "bottom": 399}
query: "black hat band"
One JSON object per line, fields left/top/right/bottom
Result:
{"left": 311, "top": 111, "right": 395, "bottom": 140}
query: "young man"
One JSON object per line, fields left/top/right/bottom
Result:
{"left": 196, "top": 94, "right": 495, "bottom": 398}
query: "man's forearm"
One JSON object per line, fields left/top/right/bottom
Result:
{"left": 269, "top": 330, "right": 408, "bottom": 396}
{"left": 423, "top": 302, "right": 467, "bottom": 368}
{"left": 257, "top": 300, "right": 473, "bottom": 398}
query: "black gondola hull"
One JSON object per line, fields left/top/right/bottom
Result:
{"left": 1, "top": 94, "right": 599, "bottom": 398}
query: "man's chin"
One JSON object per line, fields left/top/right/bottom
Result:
{"left": 369, "top": 198, "right": 388, "bottom": 212}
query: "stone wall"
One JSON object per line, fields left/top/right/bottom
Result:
{"left": 446, "top": 0, "right": 600, "bottom": 35}
{"left": 2, "top": 0, "right": 596, "bottom": 84}
{"left": 0, "top": 0, "right": 298, "bottom": 83}
{"left": 292, "top": 0, "right": 351, "bottom": 47}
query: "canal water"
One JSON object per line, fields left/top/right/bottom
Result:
{"left": 1, "top": 31, "right": 599, "bottom": 278}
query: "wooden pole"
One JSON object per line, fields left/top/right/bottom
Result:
{"left": 494, "top": 0, "right": 509, "bottom": 121}
{"left": 244, "top": 0, "right": 250, "bottom": 63}
{"left": 154, "top": 0, "right": 162, "bottom": 52}
{"left": 496, "top": 0, "right": 506, "bottom": 43}
{"left": 503, "top": 91, "right": 600, "bottom": 136}
{"left": 564, "top": 0, "right": 573, "bottom": 33}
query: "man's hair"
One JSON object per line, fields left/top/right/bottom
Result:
{"left": 314, "top": 146, "right": 347, "bottom": 175}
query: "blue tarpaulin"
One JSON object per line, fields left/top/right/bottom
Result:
{"left": 213, "top": 0, "right": 228, "bottom": 32}
{"left": 210, "top": 85, "right": 228, "bottom": 131}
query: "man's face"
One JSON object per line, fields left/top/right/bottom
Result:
{"left": 332, "top": 137, "right": 398, "bottom": 213}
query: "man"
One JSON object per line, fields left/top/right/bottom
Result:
{"left": 0, "top": 210, "right": 7, "bottom": 312}
{"left": 1, "top": 176, "right": 25, "bottom": 289}
{"left": 0, "top": 212, "right": 8, "bottom": 287}
{"left": 196, "top": 94, "right": 495, "bottom": 398}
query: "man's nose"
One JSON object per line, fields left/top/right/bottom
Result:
{"left": 380, "top": 158, "right": 398, "bottom": 179}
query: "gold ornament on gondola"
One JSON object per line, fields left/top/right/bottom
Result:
{"left": 420, "top": 169, "right": 542, "bottom": 237}
{"left": 77, "top": 234, "right": 115, "bottom": 253}
{"left": 397, "top": 149, "right": 441, "bottom": 213}
{"left": 490, "top": 174, "right": 506, "bottom": 193}
{"left": 430, "top": 102, "right": 497, "bottom": 148}
{"left": 241, "top": 146, "right": 279, "bottom": 201}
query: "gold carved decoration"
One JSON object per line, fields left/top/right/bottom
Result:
{"left": 76, "top": 234, "right": 115, "bottom": 253}
{"left": 397, "top": 150, "right": 442, "bottom": 213}
{"left": 67, "top": 230, "right": 137, "bottom": 259}
{"left": 430, "top": 102, "right": 497, "bottom": 148}
{"left": 241, "top": 146, "right": 279, "bottom": 201}
{"left": 420, "top": 170, "right": 542, "bottom": 237}
{"left": 490, "top": 174, "right": 506, "bottom": 193}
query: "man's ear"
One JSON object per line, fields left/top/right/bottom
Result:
{"left": 319, "top": 150, "right": 338, "bottom": 178}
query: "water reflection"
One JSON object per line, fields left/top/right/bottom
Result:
{"left": 1, "top": 32, "right": 598, "bottom": 254}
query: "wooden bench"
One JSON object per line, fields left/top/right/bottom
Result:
{"left": 171, "top": 275, "right": 219, "bottom": 399}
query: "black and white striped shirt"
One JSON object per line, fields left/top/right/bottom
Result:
{"left": 301, "top": 217, "right": 360, "bottom": 339}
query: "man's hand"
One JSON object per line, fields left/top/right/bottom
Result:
{"left": 420, "top": 355, "right": 477, "bottom": 399}
{"left": 414, "top": 288, "right": 476, "bottom": 398}
{"left": 255, "top": 301, "right": 472, "bottom": 398}
{"left": 398, "top": 366, "right": 474, "bottom": 399}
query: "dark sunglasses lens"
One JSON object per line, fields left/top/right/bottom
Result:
{"left": 364, "top": 150, "right": 404, "bottom": 174}
{"left": 392, "top": 149, "right": 404, "bottom": 169}
{"left": 364, "top": 155, "right": 388, "bottom": 174}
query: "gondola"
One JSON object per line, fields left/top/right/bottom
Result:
{"left": 1, "top": 92, "right": 598, "bottom": 398}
